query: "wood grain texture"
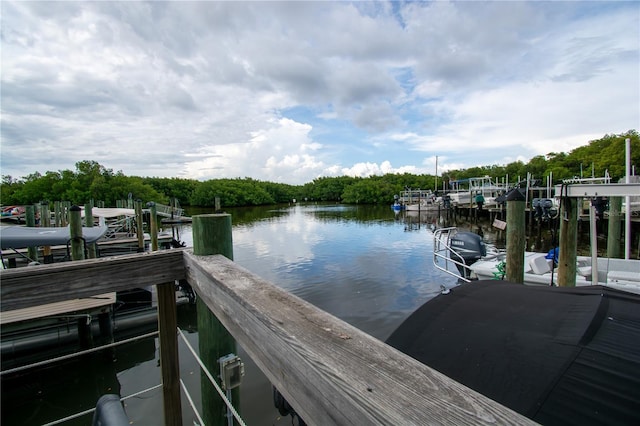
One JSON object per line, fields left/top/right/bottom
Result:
{"left": 0, "top": 248, "right": 186, "bottom": 311}
{"left": 183, "top": 251, "right": 536, "bottom": 426}
{"left": 157, "top": 281, "right": 183, "bottom": 426}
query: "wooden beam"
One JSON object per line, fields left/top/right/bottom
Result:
{"left": 0, "top": 249, "right": 186, "bottom": 311}
{"left": 554, "top": 183, "right": 640, "bottom": 197}
{"left": 183, "top": 251, "right": 535, "bottom": 425}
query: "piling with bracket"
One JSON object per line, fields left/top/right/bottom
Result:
{"left": 192, "top": 213, "right": 239, "bottom": 426}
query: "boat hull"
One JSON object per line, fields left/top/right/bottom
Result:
{"left": 470, "top": 252, "right": 640, "bottom": 294}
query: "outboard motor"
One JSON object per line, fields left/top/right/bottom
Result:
{"left": 533, "top": 198, "right": 558, "bottom": 221}
{"left": 449, "top": 232, "right": 486, "bottom": 278}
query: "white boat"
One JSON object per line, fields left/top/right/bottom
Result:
{"left": 405, "top": 199, "right": 440, "bottom": 211}
{"left": 447, "top": 176, "right": 506, "bottom": 207}
{"left": 396, "top": 189, "right": 441, "bottom": 211}
{"left": 433, "top": 227, "right": 640, "bottom": 294}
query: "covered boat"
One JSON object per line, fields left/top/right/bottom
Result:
{"left": 386, "top": 281, "right": 640, "bottom": 425}
{"left": 0, "top": 225, "right": 109, "bottom": 249}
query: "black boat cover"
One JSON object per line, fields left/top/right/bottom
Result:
{"left": 386, "top": 281, "right": 640, "bottom": 425}
{"left": 0, "top": 225, "right": 108, "bottom": 249}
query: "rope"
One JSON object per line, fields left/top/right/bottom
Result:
{"left": 177, "top": 327, "right": 247, "bottom": 426}
{"left": 181, "top": 378, "right": 205, "bottom": 426}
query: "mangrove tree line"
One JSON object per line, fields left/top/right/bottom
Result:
{"left": 1, "top": 131, "right": 637, "bottom": 207}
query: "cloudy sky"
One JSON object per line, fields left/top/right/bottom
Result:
{"left": 2, "top": 1, "right": 638, "bottom": 184}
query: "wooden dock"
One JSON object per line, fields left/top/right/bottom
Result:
{"left": 1, "top": 238, "right": 534, "bottom": 425}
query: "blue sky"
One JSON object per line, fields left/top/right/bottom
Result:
{"left": 1, "top": 1, "right": 638, "bottom": 184}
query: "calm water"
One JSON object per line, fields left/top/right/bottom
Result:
{"left": 1, "top": 204, "right": 491, "bottom": 425}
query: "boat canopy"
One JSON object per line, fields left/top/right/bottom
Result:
{"left": 0, "top": 225, "right": 109, "bottom": 249}
{"left": 81, "top": 207, "right": 137, "bottom": 218}
{"left": 387, "top": 281, "right": 640, "bottom": 425}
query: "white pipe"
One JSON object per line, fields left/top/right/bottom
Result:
{"left": 625, "top": 138, "right": 631, "bottom": 260}
{"left": 590, "top": 204, "right": 599, "bottom": 284}
{"left": 435, "top": 156, "right": 438, "bottom": 191}
{"left": 525, "top": 172, "right": 530, "bottom": 207}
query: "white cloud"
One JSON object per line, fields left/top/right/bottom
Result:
{"left": 1, "top": 1, "right": 637, "bottom": 184}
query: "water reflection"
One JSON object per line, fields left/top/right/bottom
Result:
{"left": 189, "top": 204, "right": 460, "bottom": 425}
{"left": 182, "top": 204, "right": 455, "bottom": 342}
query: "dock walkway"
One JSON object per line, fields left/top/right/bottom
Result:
{"left": 1, "top": 246, "right": 534, "bottom": 425}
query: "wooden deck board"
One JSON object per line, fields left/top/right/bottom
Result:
{"left": 0, "top": 293, "right": 116, "bottom": 325}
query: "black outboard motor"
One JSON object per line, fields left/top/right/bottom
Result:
{"left": 533, "top": 198, "right": 558, "bottom": 221}
{"left": 449, "top": 232, "right": 486, "bottom": 278}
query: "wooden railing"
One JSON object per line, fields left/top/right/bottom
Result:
{"left": 1, "top": 249, "right": 535, "bottom": 426}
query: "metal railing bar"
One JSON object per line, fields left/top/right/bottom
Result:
{"left": 1, "top": 331, "right": 159, "bottom": 376}
{"left": 40, "top": 384, "right": 163, "bottom": 426}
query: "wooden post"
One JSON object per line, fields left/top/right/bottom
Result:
{"left": 84, "top": 200, "right": 97, "bottom": 259}
{"left": 78, "top": 315, "right": 93, "bottom": 349}
{"left": 127, "top": 195, "right": 134, "bottom": 233}
{"left": 157, "top": 279, "right": 182, "bottom": 426}
{"left": 61, "top": 201, "right": 70, "bottom": 227}
{"left": 41, "top": 201, "right": 53, "bottom": 263}
{"left": 607, "top": 197, "right": 622, "bottom": 258}
{"left": 69, "top": 205, "right": 85, "bottom": 261}
{"left": 25, "top": 205, "right": 39, "bottom": 264}
{"left": 192, "top": 214, "right": 239, "bottom": 426}
{"left": 506, "top": 189, "right": 526, "bottom": 283}
{"left": 54, "top": 201, "right": 62, "bottom": 227}
{"left": 558, "top": 198, "right": 578, "bottom": 287}
{"left": 147, "top": 202, "right": 159, "bottom": 252}
{"left": 150, "top": 202, "right": 184, "bottom": 426}
{"left": 135, "top": 200, "right": 145, "bottom": 252}
{"left": 214, "top": 197, "right": 221, "bottom": 213}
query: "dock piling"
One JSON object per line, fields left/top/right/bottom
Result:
{"left": 192, "top": 214, "right": 239, "bottom": 426}
{"left": 85, "top": 200, "right": 96, "bottom": 259}
{"left": 25, "top": 205, "right": 39, "bottom": 264}
{"left": 69, "top": 205, "right": 85, "bottom": 261}
{"left": 41, "top": 202, "right": 53, "bottom": 263}
{"left": 558, "top": 197, "right": 578, "bottom": 287}
{"left": 135, "top": 200, "right": 145, "bottom": 252}
{"left": 506, "top": 189, "right": 526, "bottom": 283}
{"left": 607, "top": 197, "right": 622, "bottom": 258}
{"left": 147, "top": 202, "right": 159, "bottom": 252}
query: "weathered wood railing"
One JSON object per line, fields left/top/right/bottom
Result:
{"left": 1, "top": 249, "right": 535, "bottom": 425}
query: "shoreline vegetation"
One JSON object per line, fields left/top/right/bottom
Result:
{"left": 1, "top": 131, "right": 638, "bottom": 208}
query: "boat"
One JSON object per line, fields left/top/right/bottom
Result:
{"left": 0, "top": 206, "right": 25, "bottom": 223}
{"left": 1, "top": 223, "right": 111, "bottom": 267}
{"left": 433, "top": 227, "right": 640, "bottom": 294}
{"left": 1, "top": 223, "right": 109, "bottom": 249}
{"left": 391, "top": 201, "right": 404, "bottom": 212}
{"left": 447, "top": 176, "right": 506, "bottom": 207}
{"left": 0, "top": 220, "right": 194, "bottom": 368}
{"left": 394, "top": 189, "right": 441, "bottom": 211}
{"left": 386, "top": 280, "right": 640, "bottom": 425}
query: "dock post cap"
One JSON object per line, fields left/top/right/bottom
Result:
{"left": 506, "top": 188, "right": 526, "bottom": 202}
